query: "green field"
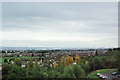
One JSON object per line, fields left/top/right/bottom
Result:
{"left": 87, "top": 69, "right": 113, "bottom": 79}
{"left": 110, "top": 69, "right": 118, "bottom": 74}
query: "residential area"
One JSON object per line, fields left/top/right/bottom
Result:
{"left": 2, "top": 49, "right": 107, "bottom": 67}
{"left": 2, "top": 48, "right": 120, "bottom": 79}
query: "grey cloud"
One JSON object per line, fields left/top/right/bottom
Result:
{"left": 2, "top": 38, "right": 118, "bottom": 48}
{"left": 3, "top": 2, "right": 117, "bottom": 32}
{"left": 2, "top": 2, "right": 118, "bottom": 47}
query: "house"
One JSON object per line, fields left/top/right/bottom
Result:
{"left": 21, "top": 62, "right": 27, "bottom": 68}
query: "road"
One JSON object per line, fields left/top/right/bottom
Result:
{"left": 103, "top": 69, "right": 120, "bottom": 80}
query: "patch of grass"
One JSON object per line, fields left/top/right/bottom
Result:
{"left": 87, "top": 69, "right": 113, "bottom": 79}
{"left": 110, "top": 70, "right": 118, "bottom": 74}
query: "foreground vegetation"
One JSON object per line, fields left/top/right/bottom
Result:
{"left": 87, "top": 69, "right": 113, "bottom": 78}
{"left": 2, "top": 48, "right": 120, "bottom": 79}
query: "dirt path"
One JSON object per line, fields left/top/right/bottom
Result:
{"left": 103, "top": 69, "right": 120, "bottom": 80}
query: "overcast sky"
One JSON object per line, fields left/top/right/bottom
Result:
{"left": 2, "top": 2, "right": 118, "bottom": 48}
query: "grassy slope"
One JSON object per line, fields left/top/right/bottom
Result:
{"left": 110, "top": 69, "right": 118, "bottom": 74}
{"left": 87, "top": 69, "right": 113, "bottom": 79}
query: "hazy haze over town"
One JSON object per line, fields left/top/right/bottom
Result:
{"left": 2, "top": 2, "right": 118, "bottom": 48}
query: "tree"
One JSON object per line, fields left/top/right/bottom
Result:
{"left": 66, "top": 56, "right": 70, "bottom": 66}
{"left": 2, "top": 50, "right": 5, "bottom": 53}
{"left": 75, "top": 54, "right": 80, "bottom": 64}
{"left": 53, "top": 61, "right": 56, "bottom": 68}
{"left": 47, "top": 68, "right": 62, "bottom": 78}
{"left": 34, "top": 59, "right": 38, "bottom": 69}
{"left": 60, "top": 56, "right": 72, "bottom": 66}
{"left": 108, "top": 48, "right": 112, "bottom": 52}
{"left": 7, "top": 66, "right": 27, "bottom": 79}
{"left": 2, "top": 63, "right": 11, "bottom": 79}
{"left": 32, "top": 67, "right": 48, "bottom": 79}
{"left": 54, "top": 64, "right": 64, "bottom": 74}
{"left": 14, "top": 58, "right": 22, "bottom": 67}
{"left": 33, "top": 60, "right": 40, "bottom": 72}
{"left": 47, "top": 60, "right": 51, "bottom": 70}
{"left": 102, "top": 56, "right": 108, "bottom": 68}
{"left": 79, "top": 61, "right": 90, "bottom": 74}
{"left": 64, "top": 57, "right": 67, "bottom": 66}
{"left": 48, "top": 70, "right": 56, "bottom": 78}
{"left": 62, "top": 66, "right": 76, "bottom": 78}
{"left": 70, "top": 57, "right": 73, "bottom": 64}
{"left": 60, "top": 57, "right": 64, "bottom": 65}
{"left": 32, "top": 71, "right": 48, "bottom": 78}
{"left": 27, "top": 62, "right": 29, "bottom": 72}
{"left": 95, "top": 50, "right": 99, "bottom": 56}
{"left": 27, "top": 59, "right": 34, "bottom": 73}
{"left": 93, "top": 56, "right": 102, "bottom": 70}
{"left": 118, "top": 49, "right": 120, "bottom": 73}
{"left": 72, "top": 64, "right": 85, "bottom": 78}
{"left": 88, "top": 57, "right": 95, "bottom": 71}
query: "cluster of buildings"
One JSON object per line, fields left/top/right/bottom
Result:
{"left": 2, "top": 49, "right": 108, "bottom": 57}
{"left": 2, "top": 49, "right": 108, "bottom": 68}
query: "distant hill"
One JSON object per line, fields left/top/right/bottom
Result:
{"left": 2, "top": 47, "right": 62, "bottom": 50}
{"left": 2, "top": 47, "right": 116, "bottom": 50}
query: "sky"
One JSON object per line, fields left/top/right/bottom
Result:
{"left": 2, "top": 2, "right": 118, "bottom": 48}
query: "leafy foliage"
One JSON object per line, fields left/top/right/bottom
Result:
{"left": 7, "top": 66, "right": 27, "bottom": 79}
{"left": 2, "top": 49, "right": 118, "bottom": 79}
{"left": 72, "top": 64, "right": 85, "bottom": 78}
{"left": 14, "top": 58, "right": 22, "bottom": 67}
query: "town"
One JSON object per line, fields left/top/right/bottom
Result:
{"left": 2, "top": 49, "right": 108, "bottom": 68}
{"left": 2, "top": 47, "right": 120, "bottom": 80}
